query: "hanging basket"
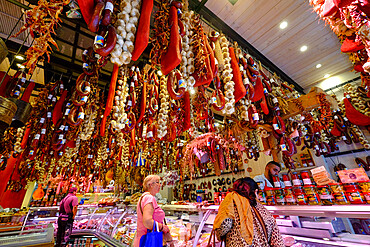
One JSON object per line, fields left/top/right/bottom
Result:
{"left": 0, "top": 96, "right": 17, "bottom": 135}
{"left": 0, "top": 38, "right": 8, "bottom": 64}
{"left": 8, "top": 98, "right": 32, "bottom": 128}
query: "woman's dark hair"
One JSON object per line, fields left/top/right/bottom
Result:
{"left": 232, "top": 177, "right": 258, "bottom": 206}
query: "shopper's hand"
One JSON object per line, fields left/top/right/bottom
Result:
{"left": 162, "top": 224, "right": 170, "bottom": 234}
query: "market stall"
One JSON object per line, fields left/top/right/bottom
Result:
{"left": 0, "top": 0, "right": 369, "bottom": 246}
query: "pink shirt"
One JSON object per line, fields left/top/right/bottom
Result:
{"left": 133, "top": 192, "right": 165, "bottom": 247}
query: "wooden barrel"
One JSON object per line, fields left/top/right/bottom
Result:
{"left": 0, "top": 38, "right": 8, "bottom": 64}
{"left": 0, "top": 96, "right": 17, "bottom": 136}
{"left": 0, "top": 96, "right": 17, "bottom": 125}
{"left": 8, "top": 98, "right": 32, "bottom": 128}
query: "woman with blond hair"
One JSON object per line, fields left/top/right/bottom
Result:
{"left": 133, "top": 175, "right": 170, "bottom": 247}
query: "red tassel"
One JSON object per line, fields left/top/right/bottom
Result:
{"left": 77, "top": 0, "right": 95, "bottom": 25}
{"left": 20, "top": 81, "right": 35, "bottom": 102}
{"left": 52, "top": 90, "right": 68, "bottom": 125}
{"left": 344, "top": 97, "right": 370, "bottom": 126}
{"left": 229, "top": 47, "right": 246, "bottom": 103}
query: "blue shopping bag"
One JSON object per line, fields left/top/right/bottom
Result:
{"left": 139, "top": 221, "right": 163, "bottom": 247}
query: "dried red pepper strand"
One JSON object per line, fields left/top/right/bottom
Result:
{"left": 136, "top": 77, "right": 147, "bottom": 126}
{"left": 132, "top": 0, "right": 154, "bottom": 61}
{"left": 52, "top": 90, "right": 68, "bottom": 125}
{"left": 160, "top": 6, "right": 181, "bottom": 75}
{"left": 100, "top": 64, "right": 119, "bottom": 136}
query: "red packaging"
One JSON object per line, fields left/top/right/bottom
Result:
{"left": 282, "top": 174, "right": 292, "bottom": 187}
{"left": 291, "top": 172, "right": 302, "bottom": 186}
{"left": 301, "top": 171, "right": 312, "bottom": 185}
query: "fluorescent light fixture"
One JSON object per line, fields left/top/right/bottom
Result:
{"left": 324, "top": 74, "right": 330, "bottom": 78}
{"left": 279, "top": 21, "right": 288, "bottom": 29}
{"left": 15, "top": 55, "right": 25, "bottom": 61}
{"left": 300, "top": 45, "right": 308, "bottom": 52}
{"left": 16, "top": 63, "right": 25, "bottom": 69}
{"left": 316, "top": 64, "right": 322, "bottom": 69}
{"left": 157, "top": 70, "right": 163, "bottom": 76}
{"left": 319, "top": 76, "right": 341, "bottom": 90}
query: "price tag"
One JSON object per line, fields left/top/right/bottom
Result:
{"left": 211, "top": 97, "right": 217, "bottom": 104}
{"left": 66, "top": 103, "right": 71, "bottom": 108}
{"left": 263, "top": 88, "right": 268, "bottom": 94}
{"left": 105, "top": 1, "right": 114, "bottom": 11}
{"left": 58, "top": 134, "right": 64, "bottom": 140}
{"left": 65, "top": 109, "right": 71, "bottom": 115}
{"left": 345, "top": 94, "right": 351, "bottom": 99}
{"left": 216, "top": 145, "right": 220, "bottom": 150}
{"left": 252, "top": 113, "right": 259, "bottom": 121}
{"left": 60, "top": 84, "right": 64, "bottom": 90}
{"left": 58, "top": 151, "right": 63, "bottom": 156}
{"left": 127, "top": 100, "right": 132, "bottom": 106}
{"left": 280, "top": 144, "right": 287, "bottom": 151}
{"left": 34, "top": 134, "right": 40, "bottom": 140}
{"left": 52, "top": 97, "right": 57, "bottom": 102}
{"left": 273, "top": 123, "right": 279, "bottom": 130}
{"left": 83, "top": 50, "right": 88, "bottom": 55}
{"left": 78, "top": 112, "right": 85, "bottom": 120}
{"left": 154, "top": 105, "right": 158, "bottom": 110}
{"left": 81, "top": 96, "right": 88, "bottom": 102}
{"left": 94, "top": 35, "right": 104, "bottom": 47}
{"left": 59, "top": 125, "right": 65, "bottom": 131}
{"left": 272, "top": 97, "right": 279, "bottom": 104}
{"left": 83, "top": 63, "right": 89, "bottom": 69}
{"left": 130, "top": 81, "right": 135, "bottom": 87}
{"left": 29, "top": 150, "right": 34, "bottom": 155}
{"left": 343, "top": 117, "right": 348, "bottom": 121}
{"left": 178, "top": 79, "right": 186, "bottom": 88}
{"left": 48, "top": 94, "right": 53, "bottom": 100}
{"left": 65, "top": 126, "right": 69, "bottom": 132}
{"left": 41, "top": 129, "right": 46, "bottom": 135}
{"left": 85, "top": 86, "right": 91, "bottom": 93}
{"left": 207, "top": 141, "right": 211, "bottom": 146}
{"left": 14, "top": 91, "right": 20, "bottom": 96}
{"left": 314, "top": 145, "right": 319, "bottom": 150}
{"left": 334, "top": 116, "right": 338, "bottom": 119}
{"left": 147, "top": 131, "right": 153, "bottom": 138}
{"left": 21, "top": 77, "right": 26, "bottom": 83}
{"left": 40, "top": 118, "right": 45, "bottom": 124}
{"left": 342, "top": 136, "right": 347, "bottom": 140}
{"left": 47, "top": 112, "right": 52, "bottom": 118}
{"left": 125, "top": 118, "right": 130, "bottom": 124}
{"left": 61, "top": 139, "right": 66, "bottom": 144}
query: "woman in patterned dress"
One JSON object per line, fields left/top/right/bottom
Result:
{"left": 214, "top": 177, "right": 285, "bottom": 247}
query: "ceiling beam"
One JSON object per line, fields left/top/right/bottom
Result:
{"left": 188, "top": 0, "right": 305, "bottom": 94}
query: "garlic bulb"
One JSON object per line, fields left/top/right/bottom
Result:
{"left": 111, "top": 0, "right": 142, "bottom": 65}
{"left": 157, "top": 76, "right": 170, "bottom": 139}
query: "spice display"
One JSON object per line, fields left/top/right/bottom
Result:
{"left": 293, "top": 186, "right": 308, "bottom": 205}
{"left": 301, "top": 171, "right": 313, "bottom": 186}
{"left": 284, "top": 187, "right": 296, "bottom": 205}
{"left": 275, "top": 188, "right": 286, "bottom": 206}
{"left": 291, "top": 172, "right": 303, "bottom": 186}
{"left": 317, "top": 185, "right": 334, "bottom": 205}
{"left": 344, "top": 183, "right": 366, "bottom": 205}
{"left": 358, "top": 180, "right": 370, "bottom": 203}
{"left": 329, "top": 183, "right": 350, "bottom": 205}
{"left": 265, "top": 187, "right": 276, "bottom": 206}
{"left": 282, "top": 174, "right": 292, "bottom": 187}
{"left": 303, "top": 185, "right": 321, "bottom": 205}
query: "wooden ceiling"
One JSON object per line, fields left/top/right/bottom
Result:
{"left": 202, "top": 0, "right": 359, "bottom": 91}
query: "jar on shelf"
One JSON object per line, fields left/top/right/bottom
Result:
{"left": 284, "top": 187, "right": 296, "bottom": 205}
{"left": 317, "top": 185, "right": 334, "bottom": 205}
{"left": 272, "top": 175, "right": 281, "bottom": 188}
{"left": 344, "top": 183, "right": 366, "bottom": 204}
{"left": 265, "top": 187, "right": 276, "bottom": 206}
{"left": 358, "top": 180, "right": 370, "bottom": 204}
{"left": 293, "top": 186, "right": 308, "bottom": 205}
{"left": 282, "top": 174, "right": 292, "bottom": 187}
{"left": 301, "top": 171, "right": 313, "bottom": 185}
{"left": 258, "top": 190, "right": 267, "bottom": 205}
{"left": 329, "top": 183, "right": 349, "bottom": 205}
{"left": 275, "top": 188, "right": 286, "bottom": 205}
{"left": 303, "top": 185, "right": 321, "bottom": 205}
{"left": 291, "top": 172, "right": 302, "bottom": 186}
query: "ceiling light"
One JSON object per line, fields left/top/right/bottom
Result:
{"left": 320, "top": 76, "right": 341, "bottom": 90}
{"left": 16, "top": 63, "right": 25, "bottom": 69}
{"left": 316, "top": 64, "right": 322, "bottom": 69}
{"left": 157, "top": 70, "right": 163, "bottom": 76}
{"left": 300, "top": 45, "right": 308, "bottom": 52}
{"left": 15, "top": 55, "right": 25, "bottom": 61}
{"left": 324, "top": 74, "right": 330, "bottom": 78}
{"left": 279, "top": 21, "right": 288, "bottom": 29}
